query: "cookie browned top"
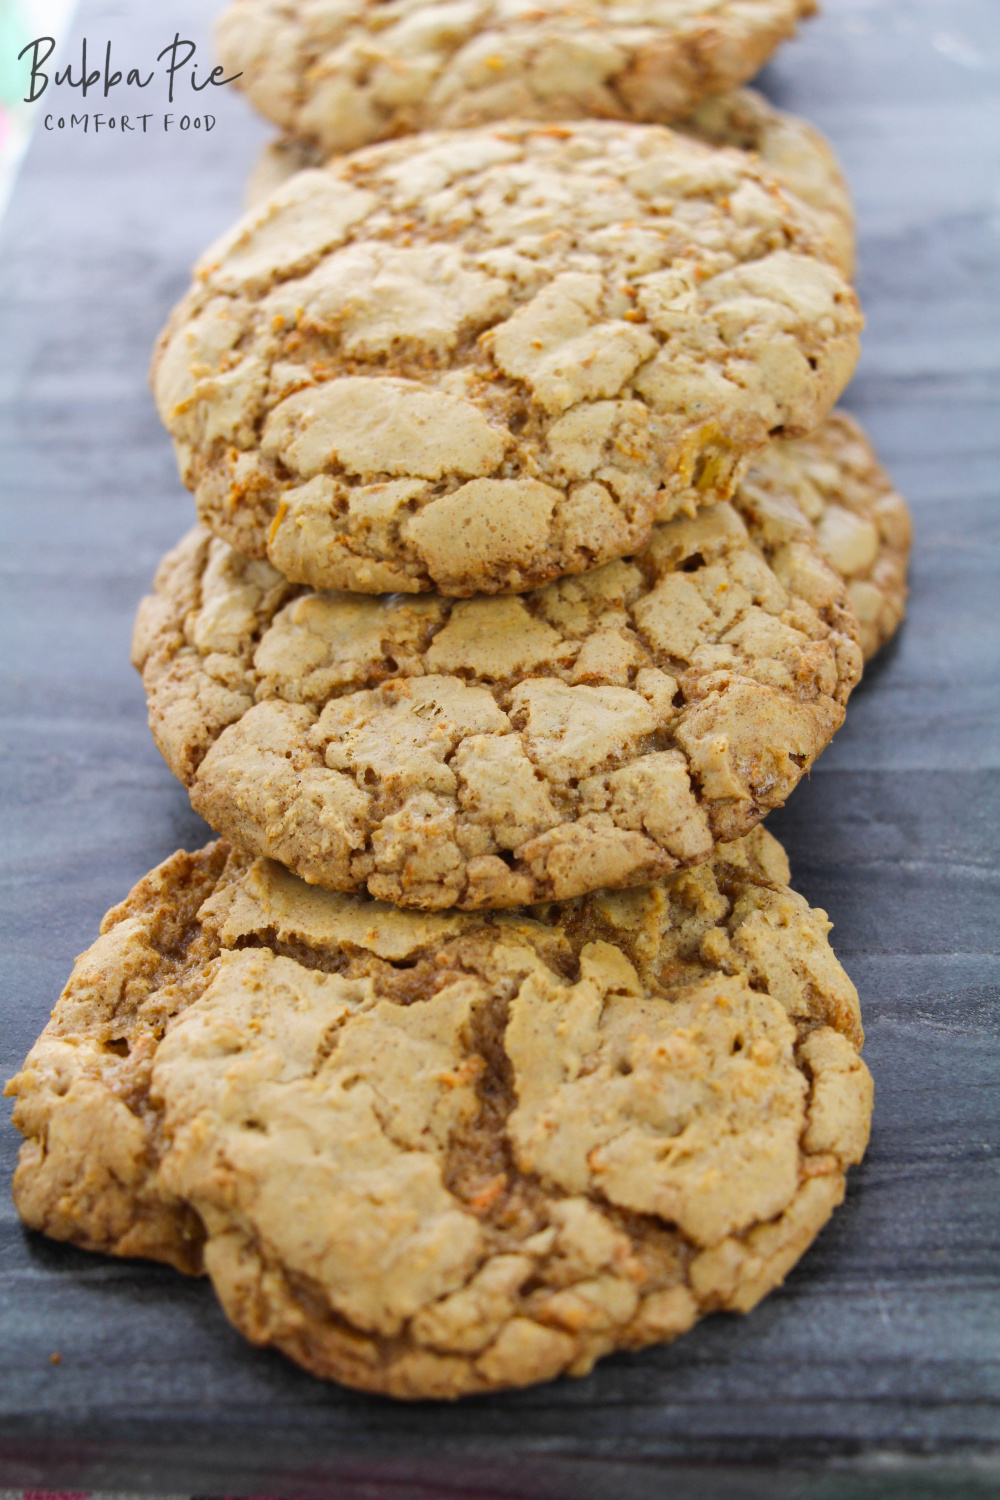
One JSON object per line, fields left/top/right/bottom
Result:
{"left": 153, "top": 121, "right": 861, "bottom": 598}
{"left": 740, "top": 413, "right": 911, "bottom": 662}
{"left": 132, "top": 497, "right": 862, "bottom": 910}
{"left": 246, "top": 88, "right": 855, "bottom": 278}
{"left": 216, "top": 0, "right": 816, "bottom": 157}
{"left": 7, "top": 828, "right": 872, "bottom": 1399}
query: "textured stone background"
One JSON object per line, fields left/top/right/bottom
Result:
{"left": 0, "top": 0, "right": 998, "bottom": 1495}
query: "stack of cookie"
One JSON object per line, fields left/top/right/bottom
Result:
{"left": 7, "top": 0, "right": 912, "bottom": 1400}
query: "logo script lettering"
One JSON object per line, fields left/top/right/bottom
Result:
{"left": 17, "top": 34, "right": 241, "bottom": 105}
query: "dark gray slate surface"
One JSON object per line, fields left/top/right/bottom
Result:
{"left": 0, "top": 0, "right": 998, "bottom": 1494}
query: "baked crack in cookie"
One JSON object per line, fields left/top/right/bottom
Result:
{"left": 6, "top": 829, "right": 873, "bottom": 1399}
{"left": 133, "top": 499, "right": 862, "bottom": 908}
{"left": 153, "top": 121, "right": 862, "bottom": 597}
{"left": 247, "top": 88, "right": 854, "bottom": 280}
{"left": 678, "top": 89, "right": 853, "bottom": 278}
{"left": 216, "top": 0, "right": 817, "bottom": 158}
{"left": 740, "top": 412, "right": 911, "bottom": 662}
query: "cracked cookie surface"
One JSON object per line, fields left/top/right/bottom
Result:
{"left": 6, "top": 828, "right": 872, "bottom": 1399}
{"left": 133, "top": 498, "right": 862, "bottom": 909}
{"left": 153, "top": 120, "right": 861, "bottom": 598}
{"left": 248, "top": 87, "right": 854, "bottom": 279}
{"left": 740, "top": 412, "right": 911, "bottom": 662}
{"left": 216, "top": 0, "right": 816, "bottom": 158}
{"left": 677, "top": 88, "right": 853, "bottom": 278}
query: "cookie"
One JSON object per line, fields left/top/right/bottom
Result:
{"left": 153, "top": 121, "right": 862, "bottom": 598}
{"left": 678, "top": 89, "right": 854, "bottom": 279}
{"left": 215, "top": 0, "right": 817, "bottom": 158}
{"left": 739, "top": 413, "right": 911, "bottom": 662}
{"left": 247, "top": 88, "right": 854, "bottom": 279}
{"left": 6, "top": 828, "right": 873, "bottom": 1400}
{"left": 132, "top": 498, "right": 862, "bottom": 909}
